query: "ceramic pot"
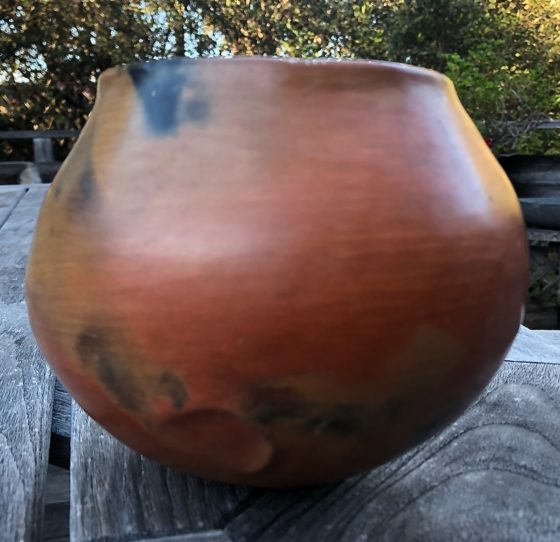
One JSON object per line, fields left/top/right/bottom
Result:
{"left": 26, "top": 57, "right": 528, "bottom": 487}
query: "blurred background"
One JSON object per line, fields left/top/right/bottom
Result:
{"left": 1, "top": 0, "right": 560, "bottom": 326}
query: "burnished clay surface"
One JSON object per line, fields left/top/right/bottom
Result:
{"left": 26, "top": 57, "right": 527, "bottom": 487}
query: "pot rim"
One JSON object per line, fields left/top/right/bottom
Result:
{"left": 101, "top": 55, "right": 449, "bottom": 88}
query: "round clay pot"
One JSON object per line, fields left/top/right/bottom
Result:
{"left": 26, "top": 57, "right": 528, "bottom": 488}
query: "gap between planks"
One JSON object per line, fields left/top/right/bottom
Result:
{"left": 0, "top": 186, "right": 27, "bottom": 230}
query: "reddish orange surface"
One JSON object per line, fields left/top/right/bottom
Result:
{"left": 26, "top": 58, "right": 527, "bottom": 487}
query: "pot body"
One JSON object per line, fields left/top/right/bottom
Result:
{"left": 26, "top": 57, "right": 527, "bottom": 487}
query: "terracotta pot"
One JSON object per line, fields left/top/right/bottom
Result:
{"left": 26, "top": 57, "right": 528, "bottom": 487}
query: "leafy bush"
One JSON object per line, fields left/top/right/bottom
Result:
{"left": 1, "top": 0, "right": 559, "bottom": 158}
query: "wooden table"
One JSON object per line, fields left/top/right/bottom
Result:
{"left": 3, "top": 185, "right": 560, "bottom": 542}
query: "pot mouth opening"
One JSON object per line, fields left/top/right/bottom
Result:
{"left": 103, "top": 55, "right": 448, "bottom": 88}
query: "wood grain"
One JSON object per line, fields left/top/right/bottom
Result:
{"left": 225, "top": 360, "right": 560, "bottom": 542}
{"left": 0, "top": 302, "right": 55, "bottom": 542}
{"left": 70, "top": 404, "right": 254, "bottom": 542}
{"left": 52, "top": 379, "right": 71, "bottom": 438}
{"left": 0, "top": 186, "right": 48, "bottom": 304}
{"left": 50, "top": 379, "right": 72, "bottom": 468}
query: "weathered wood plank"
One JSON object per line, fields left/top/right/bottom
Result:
{"left": 537, "top": 120, "right": 560, "bottom": 130}
{"left": 225, "top": 360, "right": 560, "bottom": 542}
{"left": 70, "top": 404, "right": 254, "bottom": 542}
{"left": 526, "top": 228, "right": 560, "bottom": 244}
{"left": 135, "top": 531, "right": 233, "bottom": 542}
{"left": 0, "top": 129, "right": 80, "bottom": 139}
{"left": 0, "top": 162, "right": 42, "bottom": 185}
{"left": 533, "top": 329, "right": 560, "bottom": 345}
{"left": 45, "top": 464, "right": 70, "bottom": 505}
{"left": 506, "top": 325, "right": 560, "bottom": 364}
{"left": 52, "top": 379, "right": 71, "bottom": 438}
{"left": 0, "top": 186, "right": 48, "bottom": 304}
{"left": 50, "top": 381, "right": 72, "bottom": 469}
{"left": 44, "top": 465, "right": 70, "bottom": 542}
{"left": 0, "top": 302, "right": 55, "bottom": 541}
{"left": 0, "top": 186, "right": 25, "bottom": 229}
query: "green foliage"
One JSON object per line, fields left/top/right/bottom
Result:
{"left": 381, "top": 0, "right": 490, "bottom": 71}
{"left": 1, "top": 0, "right": 559, "bottom": 158}
{"left": 442, "top": 0, "right": 560, "bottom": 154}
{"left": 179, "top": 0, "right": 390, "bottom": 59}
{"left": 446, "top": 44, "right": 560, "bottom": 154}
{"left": 0, "top": 0, "right": 182, "bottom": 158}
